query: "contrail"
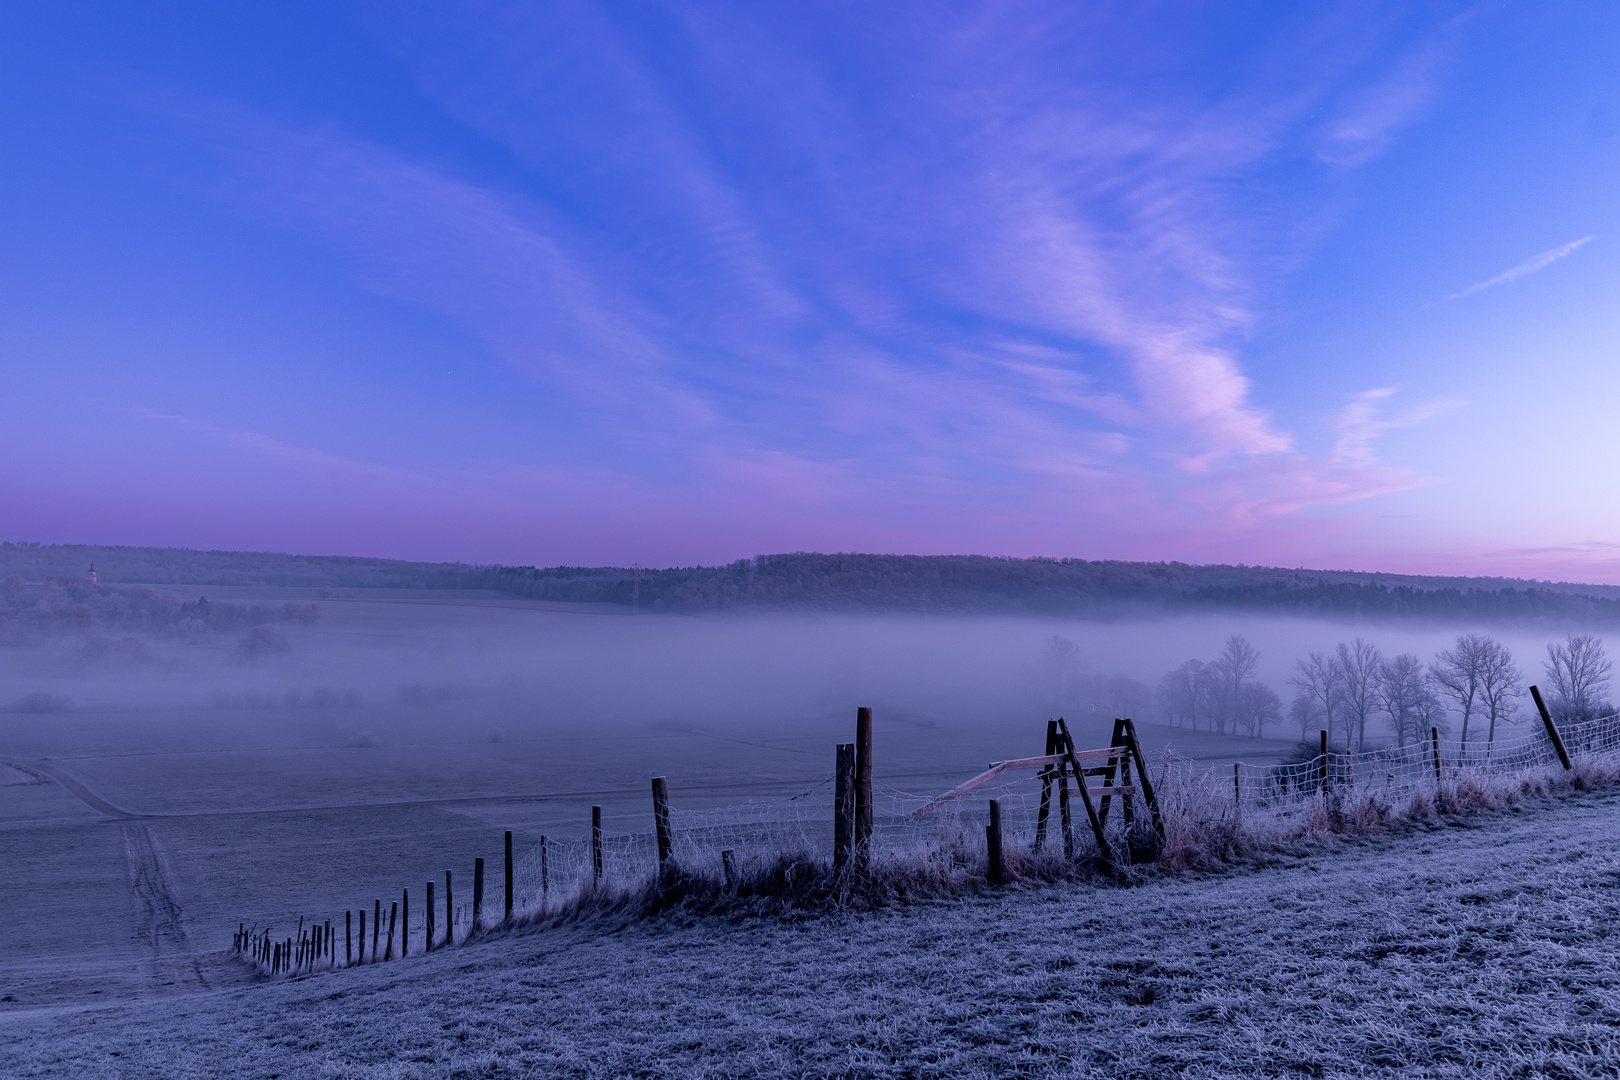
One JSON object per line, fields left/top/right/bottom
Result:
{"left": 1437, "top": 235, "right": 1595, "bottom": 303}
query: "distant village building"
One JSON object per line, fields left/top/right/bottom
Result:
{"left": 87, "top": 564, "right": 97, "bottom": 585}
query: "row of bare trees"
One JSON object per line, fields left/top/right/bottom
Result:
{"left": 1155, "top": 633, "right": 1613, "bottom": 748}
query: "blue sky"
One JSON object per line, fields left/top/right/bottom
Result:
{"left": 1, "top": 2, "right": 1616, "bottom": 577}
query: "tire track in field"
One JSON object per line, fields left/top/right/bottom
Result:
{"left": 121, "top": 822, "right": 189, "bottom": 954}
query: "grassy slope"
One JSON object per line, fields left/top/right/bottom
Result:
{"left": 4, "top": 787, "right": 1619, "bottom": 1078}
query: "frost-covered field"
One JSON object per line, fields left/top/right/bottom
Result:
{"left": 5, "top": 783, "right": 1620, "bottom": 1078}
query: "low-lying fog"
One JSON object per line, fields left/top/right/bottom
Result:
{"left": 0, "top": 584, "right": 1594, "bottom": 760}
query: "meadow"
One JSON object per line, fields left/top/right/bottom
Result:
{"left": 1, "top": 585, "right": 1609, "bottom": 1075}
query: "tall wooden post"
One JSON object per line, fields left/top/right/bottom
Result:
{"left": 1121, "top": 718, "right": 1163, "bottom": 839}
{"left": 358, "top": 909, "right": 366, "bottom": 964}
{"left": 505, "top": 830, "right": 515, "bottom": 923}
{"left": 1530, "top": 685, "right": 1573, "bottom": 770}
{"left": 444, "top": 870, "right": 453, "bottom": 945}
{"left": 372, "top": 899, "right": 380, "bottom": 960}
{"left": 1319, "top": 729, "right": 1330, "bottom": 795}
{"left": 833, "top": 743, "right": 854, "bottom": 874}
{"left": 1431, "top": 726, "right": 1443, "bottom": 782}
{"left": 385, "top": 901, "right": 397, "bottom": 961}
{"left": 426, "top": 881, "right": 435, "bottom": 952}
{"left": 986, "top": 799, "right": 1005, "bottom": 885}
{"left": 345, "top": 910, "right": 352, "bottom": 965}
{"left": 402, "top": 888, "right": 409, "bottom": 957}
{"left": 854, "top": 707, "right": 873, "bottom": 870}
{"left": 651, "top": 778, "right": 672, "bottom": 867}
{"left": 592, "top": 806, "right": 604, "bottom": 882}
{"left": 472, "top": 858, "right": 485, "bottom": 933}
{"left": 1035, "top": 720, "right": 1057, "bottom": 852}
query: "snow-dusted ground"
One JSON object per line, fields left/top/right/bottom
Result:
{"left": 5, "top": 784, "right": 1619, "bottom": 1078}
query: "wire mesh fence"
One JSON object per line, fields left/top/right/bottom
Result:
{"left": 236, "top": 706, "right": 1620, "bottom": 979}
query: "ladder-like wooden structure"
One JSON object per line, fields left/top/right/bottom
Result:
{"left": 913, "top": 716, "right": 1163, "bottom": 867}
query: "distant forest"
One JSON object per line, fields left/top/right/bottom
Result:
{"left": 5, "top": 541, "right": 1620, "bottom": 624}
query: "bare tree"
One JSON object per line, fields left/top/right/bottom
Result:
{"left": 1477, "top": 639, "right": 1523, "bottom": 746}
{"left": 1543, "top": 635, "right": 1614, "bottom": 722}
{"left": 1430, "top": 634, "right": 1492, "bottom": 744}
{"left": 1234, "top": 681, "right": 1282, "bottom": 738}
{"left": 1290, "top": 691, "right": 1323, "bottom": 740}
{"left": 1377, "top": 653, "right": 1432, "bottom": 745}
{"left": 1156, "top": 660, "right": 1204, "bottom": 728}
{"left": 1336, "top": 638, "right": 1383, "bottom": 751}
{"left": 1290, "top": 651, "right": 1341, "bottom": 744}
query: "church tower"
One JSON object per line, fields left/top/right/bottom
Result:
{"left": 87, "top": 564, "right": 97, "bottom": 585}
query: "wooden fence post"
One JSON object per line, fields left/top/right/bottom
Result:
{"left": 1233, "top": 762, "right": 1241, "bottom": 814}
{"left": 986, "top": 799, "right": 1004, "bottom": 885}
{"left": 505, "top": 830, "right": 515, "bottom": 923}
{"left": 592, "top": 807, "right": 604, "bottom": 882}
{"left": 358, "top": 909, "right": 366, "bottom": 964}
{"left": 1122, "top": 718, "right": 1163, "bottom": 840}
{"left": 444, "top": 870, "right": 453, "bottom": 945}
{"left": 834, "top": 743, "right": 854, "bottom": 874}
{"left": 1530, "top": 685, "right": 1573, "bottom": 770}
{"left": 372, "top": 899, "right": 380, "bottom": 960}
{"left": 402, "top": 889, "right": 409, "bottom": 957}
{"left": 473, "top": 858, "right": 485, "bottom": 933}
{"left": 854, "top": 707, "right": 873, "bottom": 871}
{"left": 426, "top": 882, "right": 435, "bottom": 952}
{"left": 1034, "top": 720, "right": 1057, "bottom": 852}
{"left": 1320, "top": 729, "right": 1330, "bottom": 796}
{"left": 651, "top": 778, "right": 672, "bottom": 867}
{"left": 385, "top": 902, "right": 397, "bottom": 961}
{"left": 1431, "top": 726, "right": 1443, "bottom": 782}
{"left": 722, "top": 849, "right": 737, "bottom": 891}
{"left": 539, "top": 836, "right": 548, "bottom": 896}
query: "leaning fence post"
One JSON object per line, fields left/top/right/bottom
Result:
{"left": 986, "top": 799, "right": 1005, "bottom": 885}
{"left": 651, "top": 777, "right": 672, "bottom": 867}
{"left": 592, "top": 807, "right": 604, "bottom": 882}
{"left": 472, "top": 858, "right": 485, "bottom": 933}
{"left": 505, "top": 830, "right": 515, "bottom": 923}
{"left": 833, "top": 743, "right": 854, "bottom": 874}
{"left": 385, "top": 901, "right": 397, "bottom": 961}
{"left": 854, "top": 707, "right": 873, "bottom": 871}
{"left": 1530, "top": 685, "right": 1573, "bottom": 770}
{"left": 1431, "top": 726, "right": 1443, "bottom": 783}
{"left": 1319, "top": 729, "right": 1330, "bottom": 796}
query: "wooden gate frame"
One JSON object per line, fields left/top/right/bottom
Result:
{"left": 911, "top": 716, "right": 1163, "bottom": 867}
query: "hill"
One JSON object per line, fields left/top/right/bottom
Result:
{"left": 5, "top": 541, "right": 1620, "bottom": 623}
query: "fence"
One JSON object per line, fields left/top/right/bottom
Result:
{"left": 233, "top": 690, "right": 1618, "bottom": 979}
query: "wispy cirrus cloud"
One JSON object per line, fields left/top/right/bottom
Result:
{"left": 131, "top": 1, "right": 1473, "bottom": 559}
{"left": 1434, "top": 236, "right": 1596, "bottom": 304}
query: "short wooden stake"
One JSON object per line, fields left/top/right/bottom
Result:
{"left": 854, "top": 708, "right": 874, "bottom": 870}
{"left": 444, "top": 870, "right": 453, "bottom": 945}
{"left": 357, "top": 909, "right": 366, "bottom": 964}
{"left": 1530, "top": 685, "right": 1573, "bottom": 770}
{"left": 651, "top": 777, "right": 672, "bottom": 867}
{"left": 385, "top": 901, "right": 397, "bottom": 961}
{"left": 472, "top": 857, "right": 485, "bottom": 933}
{"left": 1233, "top": 762, "right": 1242, "bottom": 812}
{"left": 722, "top": 849, "right": 737, "bottom": 891}
{"left": 833, "top": 743, "right": 854, "bottom": 874}
{"left": 539, "top": 836, "right": 549, "bottom": 895}
{"left": 1431, "top": 726, "right": 1443, "bottom": 782}
{"left": 986, "top": 799, "right": 1005, "bottom": 885}
{"left": 592, "top": 807, "right": 603, "bottom": 882}
{"left": 505, "top": 830, "right": 515, "bottom": 923}
{"left": 426, "top": 881, "right": 435, "bottom": 952}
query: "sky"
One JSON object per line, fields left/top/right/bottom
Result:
{"left": 1, "top": 2, "right": 1617, "bottom": 578}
